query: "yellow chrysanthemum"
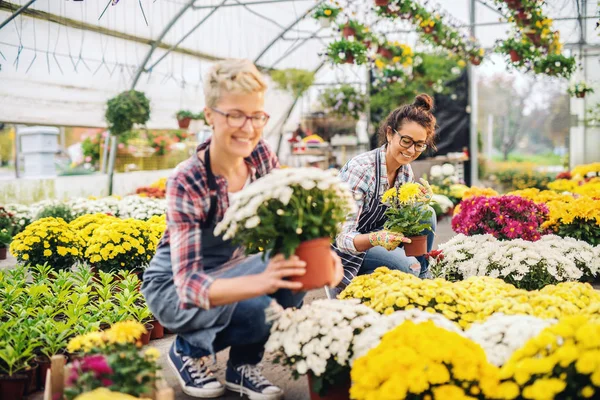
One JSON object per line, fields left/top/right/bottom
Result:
{"left": 105, "top": 320, "right": 147, "bottom": 345}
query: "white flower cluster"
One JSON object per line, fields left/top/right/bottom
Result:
{"left": 431, "top": 194, "right": 454, "bottom": 214}
{"left": 66, "top": 197, "right": 119, "bottom": 217}
{"left": 118, "top": 195, "right": 167, "bottom": 220}
{"left": 466, "top": 313, "right": 555, "bottom": 367}
{"left": 429, "top": 163, "right": 457, "bottom": 179}
{"left": 432, "top": 234, "right": 600, "bottom": 283}
{"left": 265, "top": 299, "right": 380, "bottom": 377}
{"left": 351, "top": 309, "right": 462, "bottom": 364}
{"left": 4, "top": 203, "right": 33, "bottom": 230}
{"left": 214, "top": 168, "right": 357, "bottom": 240}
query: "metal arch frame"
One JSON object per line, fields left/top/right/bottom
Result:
{"left": 0, "top": 0, "right": 37, "bottom": 31}
{"left": 254, "top": 0, "right": 326, "bottom": 64}
{"left": 130, "top": 0, "right": 202, "bottom": 90}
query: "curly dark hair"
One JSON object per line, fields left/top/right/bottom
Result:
{"left": 378, "top": 93, "right": 437, "bottom": 151}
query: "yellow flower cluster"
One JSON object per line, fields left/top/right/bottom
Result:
{"left": 507, "top": 188, "right": 573, "bottom": 204}
{"left": 571, "top": 162, "right": 600, "bottom": 180}
{"left": 75, "top": 388, "right": 138, "bottom": 400}
{"left": 70, "top": 213, "right": 119, "bottom": 245}
{"left": 462, "top": 186, "right": 498, "bottom": 199}
{"left": 9, "top": 217, "right": 85, "bottom": 269}
{"left": 84, "top": 217, "right": 163, "bottom": 272}
{"left": 382, "top": 183, "right": 421, "bottom": 205}
{"left": 350, "top": 320, "right": 500, "bottom": 400}
{"left": 67, "top": 321, "right": 148, "bottom": 353}
{"left": 340, "top": 268, "right": 600, "bottom": 329}
{"left": 542, "top": 196, "right": 600, "bottom": 229}
{"left": 547, "top": 179, "right": 579, "bottom": 193}
{"left": 150, "top": 177, "right": 167, "bottom": 190}
{"left": 573, "top": 180, "right": 600, "bottom": 198}
{"left": 499, "top": 316, "right": 600, "bottom": 399}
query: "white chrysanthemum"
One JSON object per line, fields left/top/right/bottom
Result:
{"left": 466, "top": 313, "right": 556, "bottom": 366}
{"left": 351, "top": 309, "right": 463, "bottom": 364}
{"left": 118, "top": 195, "right": 166, "bottom": 220}
{"left": 441, "top": 163, "right": 456, "bottom": 176}
{"left": 265, "top": 299, "right": 380, "bottom": 377}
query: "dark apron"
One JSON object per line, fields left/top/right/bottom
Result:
{"left": 141, "top": 148, "right": 245, "bottom": 353}
{"left": 333, "top": 150, "right": 389, "bottom": 288}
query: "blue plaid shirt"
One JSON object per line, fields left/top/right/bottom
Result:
{"left": 335, "top": 145, "right": 414, "bottom": 255}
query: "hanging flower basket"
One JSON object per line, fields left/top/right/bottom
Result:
{"left": 515, "top": 9, "right": 529, "bottom": 23}
{"left": 505, "top": 0, "right": 521, "bottom": 10}
{"left": 470, "top": 56, "right": 482, "bottom": 66}
{"left": 345, "top": 53, "right": 355, "bottom": 64}
{"left": 318, "top": 17, "right": 331, "bottom": 28}
{"left": 377, "top": 47, "right": 393, "bottom": 59}
{"left": 342, "top": 25, "right": 356, "bottom": 38}
{"left": 509, "top": 49, "right": 521, "bottom": 62}
{"left": 177, "top": 117, "right": 191, "bottom": 129}
{"left": 526, "top": 32, "right": 542, "bottom": 46}
{"left": 576, "top": 92, "right": 586, "bottom": 99}
{"left": 374, "top": 0, "right": 390, "bottom": 6}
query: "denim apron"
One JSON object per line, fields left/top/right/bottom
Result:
{"left": 142, "top": 148, "right": 245, "bottom": 354}
{"left": 332, "top": 150, "right": 389, "bottom": 288}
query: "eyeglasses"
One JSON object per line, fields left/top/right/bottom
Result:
{"left": 211, "top": 108, "right": 270, "bottom": 129}
{"left": 393, "top": 129, "right": 428, "bottom": 152}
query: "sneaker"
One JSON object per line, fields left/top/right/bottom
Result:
{"left": 167, "top": 341, "right": 225, "bottom": 398}
{"left": 225, "top": 362, "right": 283, "bottom": 400}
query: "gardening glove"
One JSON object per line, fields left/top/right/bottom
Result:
{"left": 417, "top": 178, "right": 434, "bottom": 202}
{"left": 368, "top": 230, "right": 412, "bottom": 251}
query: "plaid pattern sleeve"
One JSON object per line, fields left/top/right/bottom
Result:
{"left": 335, "top": 150, "right": 377, "bottom": 255}
{"left": 166, "top": 175, "right": 215, "bottom": 310}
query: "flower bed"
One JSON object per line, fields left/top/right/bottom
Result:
{"left": 430, "top": 234, "right": 599, "bottom": 289}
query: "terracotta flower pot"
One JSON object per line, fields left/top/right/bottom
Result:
{"left": 526, "top": 32, "right": 541, "bottom": 46}
{"left": 0, "top": 247, "right": 6, "bottom": 260}
{"left": 470, "top": 56, "right": 481, "bottom": 66}
{"left": 0, "top": 373, "right": 28, "bottom": 400}
{"left": 291, "top": 238, "right": 334, "bottom": 291}
{"left": 141, "top": 323, "right": 154, "bottom": 345}
{"left": 307, "top": 372, "right": 351, "bottom": 400}
{"left": 177, "top": 117, "right": 191, "bottom": 129}
{"left": 515, "top": 10, "right": 529, "bottom": 23}
{"left": 377, "top": 47, "right": 393, "bottom": 59}
{"left": 404, "top": 235, "right": 428, "bottom": 257}
{"left": 150, "top": 320, "right": 165, "bottom": 340}
{"left": 505, "top": 0, "right": 520, "bottom": 9}
{"left": 509, "top": 49, "right": 521, "bottom": 62}
{"left": 374, "top": 0, "right": 389, "bottom": 6}
{"left": 344, "top": 53, "right": 355, "bottom": 64}
{"left": 24, "top": 362, "right": 38, "bottom": 395}
{"left": 423, "top": 25, "right": 434, "bottom": 34}
{"left": 576, "top": 92, "right": 586, "bottom": 98}
{"left": 35, "top": 356, "right": 51, "bottom": 389}
{"left": 342, "top": 26, "right": 356, "bottom": 39}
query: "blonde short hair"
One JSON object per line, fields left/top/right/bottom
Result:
{"left": 204, "top": 59, "right": 267, "bottom": 107}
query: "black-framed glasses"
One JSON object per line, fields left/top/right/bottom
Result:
{"left": 393, "top": 129, "right": 428, "bottom": 152}
{"left": 211, "top": 108, "right": 270, "bottom": 129}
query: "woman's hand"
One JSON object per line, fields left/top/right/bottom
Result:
{"left": 417, "top": 178, "right": 434, "bottom": 202}
{"left": 329, "top": 250, "right": 344, "bottom": 287}
{"left": 258, "top": 254, "right": 306, "bottom": 294}
{"left": 368, "top": 230, "right": 411, "bottom": 251}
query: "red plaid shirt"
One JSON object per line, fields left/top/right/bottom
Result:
{"left": 160, "top": 138, "right": 279, "bottom": 310}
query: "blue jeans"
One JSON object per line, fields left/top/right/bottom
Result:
{"left": 176, "top": 258, "right": 305, "bottom": 367}
{"left": 360, "top": 207, "right": 436, "bottom": 279}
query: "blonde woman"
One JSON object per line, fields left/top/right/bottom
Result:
{"left": 142, "top": 59, "right": 343, "bottom": 399}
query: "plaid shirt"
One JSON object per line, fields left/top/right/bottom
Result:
{"left": 335, "top": 145, "right": 414, "bottom": 255}
{"left": 160, "top": 138, "right": 279, "bottom": 310}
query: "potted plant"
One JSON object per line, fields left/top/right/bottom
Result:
{"left": 497, "top": 36, "right": 540, "bottom": 64}
{"left": 312, "top": 4, "right": 340, "bottom": 28}
{"left": 265, "top": 300, "right": 380, "bottom": 399}
{"left": 0, "top": 228, "right": 10, "bottom": 260}
{"left": 64, "top": 321, "right": 160, "bottom": 399}
{"left": 0, "top": 326, "right": 38, "bottom": 400}
{"left": 327, "top": 40, "right": 368, "bottom": 65}
{"left": 381, "top": 181, "right": 434, "bottom": 256}
{"left": 175, "top": 110, "right": 194, "bottom": 129}
{"left": 568, "top": 81, "right": 595, "bottom": 99}
{"left": 533, "top": 53, "right": 576, "bottom": 78}
{"left": 338, "top": 20, "right": 367, "bottom": 40}
{"left": 214, "top": 168, "right": 356, "bottom": 290}
{"left": 105, "top": 90, "right": 151, "bottom": 136}
{"left": 318, "top": 84, "right": 367, "bottom": 121}
{"left": 270, "top": 68, "right": 316, "bottom": 98}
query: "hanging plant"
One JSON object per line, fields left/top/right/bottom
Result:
{"left": 568, "top": 82, "right": 595, "bottom": 99}
{"left": 327, "top": 40, "right": 368, "bottom": 65}
{"left": 338, "top": 20, "right": 369, "bottom": 41}
{"left": 496, "top": 36, "right": 541, "bottom": 66}
{"left": 373, "top": 41, "right": 414, "bottom": 71}
{"left": 533, "top": 54, "right": 576, "bottom": 79}
{"left": 312, "top": 4, "right": 341, "bottom": 28}
{"left": 270, "top": 69, "right": 316, "bottom": 98}
{"left": 105, "top": 90, "right": 151, "bottom": 136}
{"left": 319, "top": 85, "right": 367, "bottom": 120}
